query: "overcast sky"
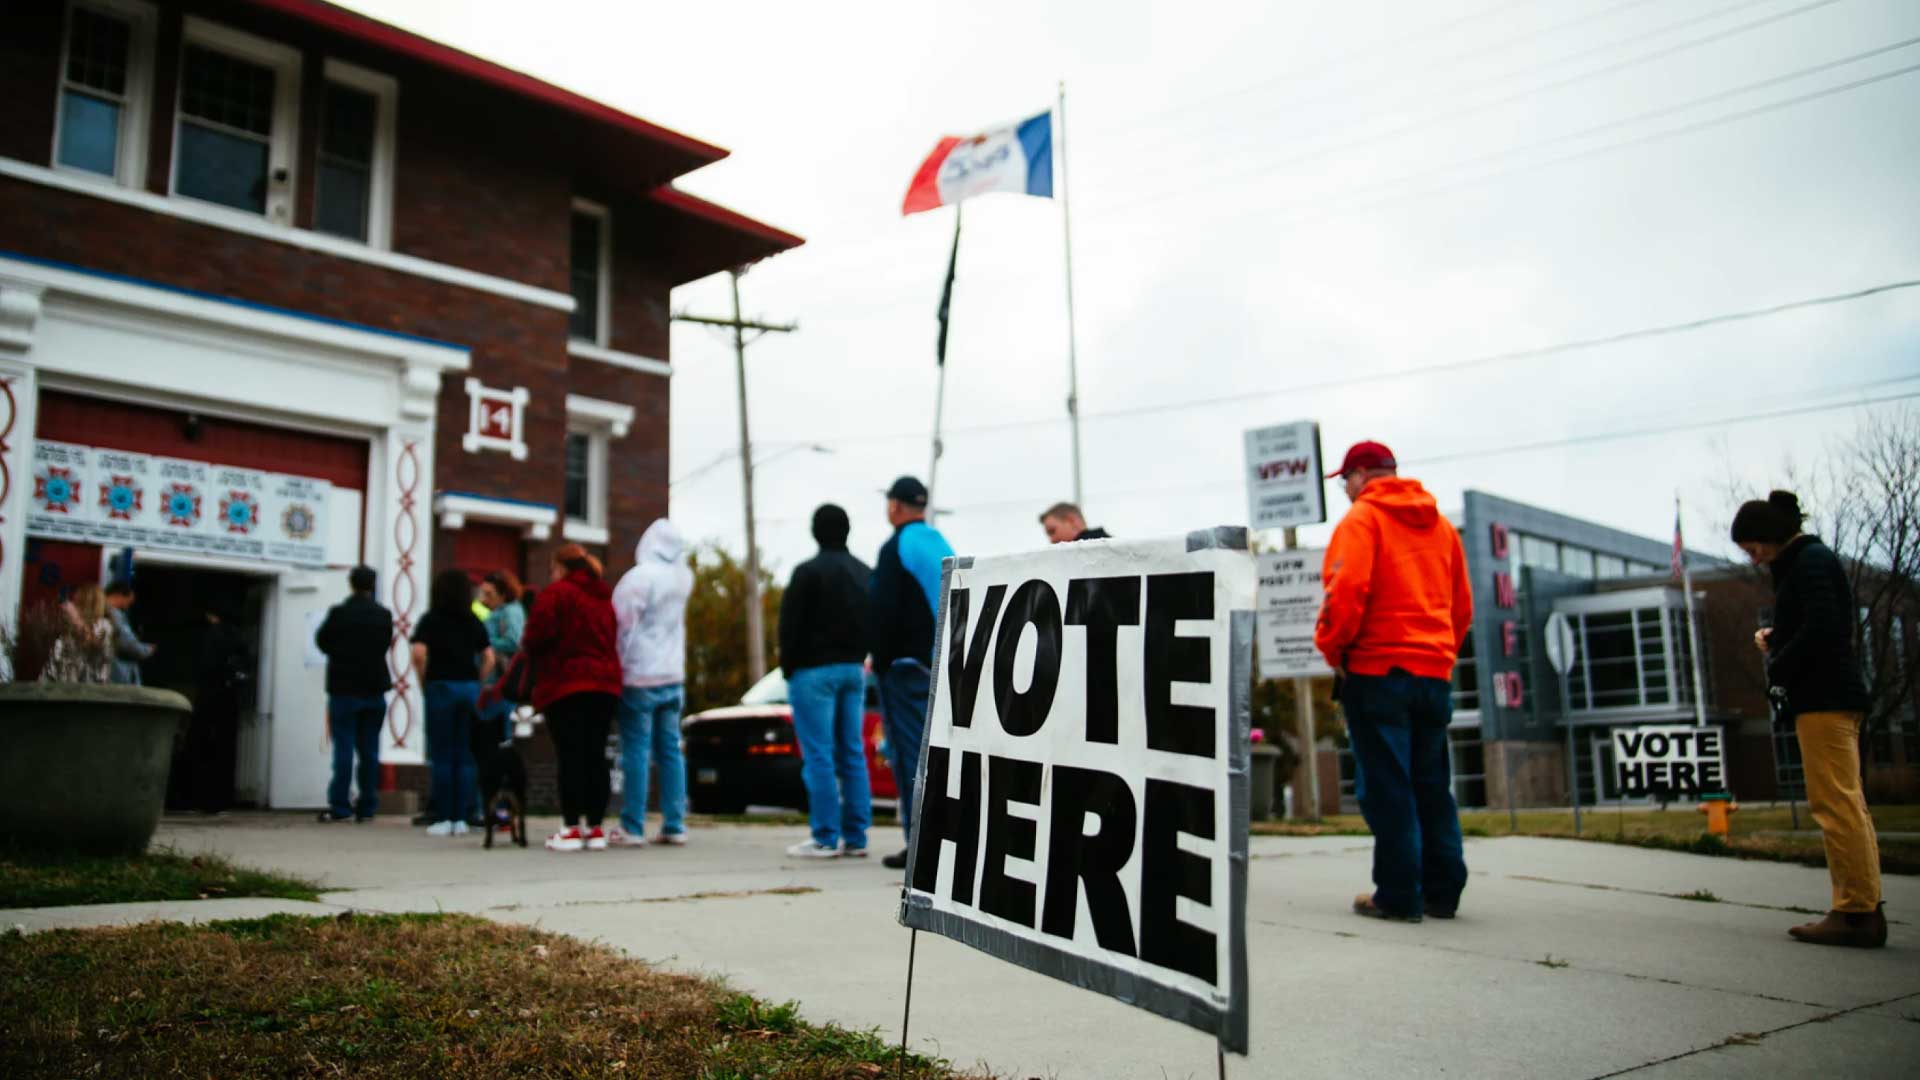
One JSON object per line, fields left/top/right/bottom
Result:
{"left": 349, "top": 0, "right": 1919, "bottom": 574}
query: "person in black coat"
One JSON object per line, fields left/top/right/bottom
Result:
{"left": 778, "top": 504, "right": 874, "bottom": 859}
{"left": 1732, "top": 489, "right": 1883, "bottom": 948}
{"left": 188, "top": 606, "right": 249, "bottom": 814}
{"left": 314, "top": 565, "right": 394, "bottom": 823}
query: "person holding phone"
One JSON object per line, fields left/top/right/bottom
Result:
{"left": 1733, "top": 490, "right": 1884, "bottom": 948}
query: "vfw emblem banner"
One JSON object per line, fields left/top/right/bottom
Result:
{"left": 26, "top": 441, "right": 332, "bottom": 567}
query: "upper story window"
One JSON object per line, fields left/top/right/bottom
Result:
{"left": 54, "top": 1, "right": 155, "bottom": 186}
{"left": 315, "top": 61, "right": 397, "bottom": 247}
{"left": 563, "top": 431, "right": 593, "bottom": 523}
{"left": 570, "top": 199, "right": 611, "bottom": 344}
{"left": 1595, "top": 554, "right": 1626, "bottom": 580}
{"left": 171, "top": 20, "right": 301, "bottom": 222}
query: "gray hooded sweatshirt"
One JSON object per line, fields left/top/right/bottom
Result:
{"left": 612, "top": 519, "right": 693, "bottom": 688}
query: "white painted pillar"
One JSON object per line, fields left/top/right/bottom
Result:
{"left": 0, "top": 281, "right": 45, "bottom": 642}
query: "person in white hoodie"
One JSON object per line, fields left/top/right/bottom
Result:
{"left": 610, "top": 519, "right": 694, "bottom": 847}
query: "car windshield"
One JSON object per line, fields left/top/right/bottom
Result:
{"left": 740, "top": 670, "right": 788, "bottom": 706}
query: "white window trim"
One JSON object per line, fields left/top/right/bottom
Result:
{"left": 569, "top": 340, "right": 671, "bottom": 378}
{"left": 434, "top": 492, "right": 558, "bottom": 542}
{"left": 318, "top": 58, "right": 398, "bottom": 250}
{"left": 0, "top": 157, "right": 573, "bottom": 311}
{"left": 562, "top": 393, "right": 630, "bottom": 542}
{"left": 570, "top": 197, "right": 612, "bottom": 347}
{"left": 171, "top": 16, "right": 303, "bottom": 225}
{"left": 51, "top": 0, "right": 157, "bottom": 189}
{"left": 462, "top": 378, "right": 530, "bottom": 460}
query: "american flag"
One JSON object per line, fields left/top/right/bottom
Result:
{"left": 1671, "top": 501, "right": 1686, "bottom": 582}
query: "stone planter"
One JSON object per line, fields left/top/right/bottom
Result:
{"left": 0, "top": 682, "right": 191, "bottom": 855}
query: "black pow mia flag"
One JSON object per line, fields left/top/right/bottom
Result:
{"left": 899, "top": 531, "right": 1255, "bottom": 1053}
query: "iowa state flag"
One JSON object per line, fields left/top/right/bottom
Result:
{"left": 902, "top": 111, "right": 1052, "bottom": 215}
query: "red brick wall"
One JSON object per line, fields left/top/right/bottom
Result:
{"left": 0, "top": 2, "right": 61, "bottom": 165}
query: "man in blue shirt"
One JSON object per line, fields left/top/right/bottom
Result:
{"left": 868, "top": 476, "right": 953, "bottom": 870}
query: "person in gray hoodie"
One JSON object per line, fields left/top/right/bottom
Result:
{"left": 611, "top": 519, "right": 694, "bottom": 847}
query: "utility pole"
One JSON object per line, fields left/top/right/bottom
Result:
{"left": 672, "top": 269, "right": 796, "bottom": 684}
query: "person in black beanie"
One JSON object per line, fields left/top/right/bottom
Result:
{"left": 1731, "top": 489, "right": 1883, "bottom": 948}
{"left": 778, "top": 504, "right": 875, "bottom": 859}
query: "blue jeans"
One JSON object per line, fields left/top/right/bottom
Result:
{"left": 1344, "top": 669, "right": 1469, "bottom": 916}
{"left": 617, "top": 684, "right": 688, "bottom": 838}
{"left": 878, "top": 658, "right": 931, "bottom": 839}
{"left": 327, "top": 694, "right": 386, "bottom": 819}
{"left": 789, "top": 663, "right": 872, "bottom": 850}
{"left": 424, "top": 680, "right": 479, "bottom": 825}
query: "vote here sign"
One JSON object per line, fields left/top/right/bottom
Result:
{"left": 899, "top": 530, "right": 1256, "bottom": 1052}
{"left": 1611, "top": 725, "right": 1727, "bottom": 797}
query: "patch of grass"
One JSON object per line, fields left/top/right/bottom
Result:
{"left": 0, "top": 846, "right": 321, "bottom": 908}
{"left": 1673, "top": 889, "right": 1721, "bottom": 903}
{"left": 0, "top": 913, "right": 976, "bottom": 1079}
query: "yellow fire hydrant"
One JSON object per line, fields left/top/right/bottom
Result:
{"left": 1698, "top": 792, "right": 1739, "bottom": 837}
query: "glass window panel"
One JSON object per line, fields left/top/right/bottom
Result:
{"left": 1578, "top": 611, "right": 1640, "bottom": 709}
{"left": 1451, "top": 628, "right": 1479, "bottom": 712}
{"left": 175, "top": 121, "right": 268, "bottom": 212}
{"left": 320, "top": 82, "right": 376, "bottom": 163}
{"left": 67, "top": 8, "right": 131, "bottom": 96}
{"left": 315, "top": 161, "right": 370, "bottom": 240}
{"left": 1595, "top": 554, "right": 1625, "bottom": 580}
{"left": 57, "top": 90, "right": 121, "bottom": 175}
{"left": 563, "top": 432, "right": 591, "bottom": 521}
{"left": 1520, "top": 534, "right": 1559, "bottom": 571}
{"left": 570, "top": 212, "right": 603, "bottom": 340}
{"left": 181, "top": 45, "right": 274, "bottom": 135}
{"left": 1562, "top": 546, "right": 1595, "bottom": 579}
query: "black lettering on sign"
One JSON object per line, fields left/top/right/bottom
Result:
{"left": 1145, "top": 572, "right": 1215, "bottom": 758}
{"left": 1065, "top": 576, "right": 1142, "bottom": 745}
{"left": 1618, "top": 731, "right": 1645, "bottom": 757}
{"left": 1041, "top": 765, "right": 1139, "bottom": 957}
{"left": 946, "top": 585, "right": 1007, "bottom": 729}
{"left": 1672, "top": 762, "right": 1697, "bottom": 791}
{"left": 1701, "top": 761, "right": 1724, "bottom": 789}
{"left": 1645, "top": 733, "right": 1670, "bottom": 757}
{"left": 1140, "top": 778, "right": 1216, "bottom": 984}
{"left": 909, "top": 746, "right": 983, "bottom": 904}
{"left": 979, "top": 755, "right": 1044, "bottom": 927}
{"left": 1698, "top": 731, "right": 1722, "bottom": 757}
{"left": 1646, "top": 762, "right": 1671, "bottom": 788}
{"left": 992, "top": 580, "right": 1062, "bottom": 737}
{"left": 1669, "top": 731, "right": 1694, "bottom": 755}
{"left": 1618, "top": 762, "right": 1645, "bottom": 791}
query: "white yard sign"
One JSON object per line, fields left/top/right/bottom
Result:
{"left": 900, "top": 531, "right": 1255, "bottom": 1053}
{"left": 1243, "top": 420, "right": 1325, "bottom": 530}
{"left": 1612, "top": 725, "right": 1727, "bottom": 798}
{"left": 1255, "top": 549, "right": 1333, "bottom": 680}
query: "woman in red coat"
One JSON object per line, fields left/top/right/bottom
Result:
{"left": 521, "top": 543, "right": 624, "bottom": 851}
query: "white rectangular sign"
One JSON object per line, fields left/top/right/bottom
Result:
{"left": 1255, "top": 549, "right": 1333, "bottom": 680}
{"left": 1244, "top": 420, "right": 1325, "bottom": 530}
{"left": 26, "top": 440, "right": 331, "bottom": 567}
{"left": 1611, "top": 724, "right": 1726, "bottom": 797}
{"left": 900, "top": 531, "right": 1255, "bottom": 1052}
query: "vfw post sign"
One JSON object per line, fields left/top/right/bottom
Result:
{"left": 899, "top": 531, "right": 1255, "bottom": 1053}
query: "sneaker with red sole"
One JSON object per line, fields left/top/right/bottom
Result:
{"left": 545, "top": 826, "right": 585, "bottom": 852}
{"left": 584, "top": 826, "right": 609, "bottom": 851}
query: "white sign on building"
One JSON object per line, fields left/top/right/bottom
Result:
{"left": 1612, "top": 724, "right": 1726, "bottom": 798}
{"left": 900, "top": 531, "right": 1255, "bottom": 1053}
{"left": 1243, "top": 420, "right": 1326, "bottom": 530}
{"left": 1255, "top": 549, "right": 1333, "bottom": 680}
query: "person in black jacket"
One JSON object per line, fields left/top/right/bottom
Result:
{"left": 188, "top": 606, "right": 249, "bottom": 815}
{"left": 1038, "top": 501, "right": 1111, "bottom": 544}
{"left": 314, "top": 565, "right": 394, "bottom": 824}
{"left": 778, "top": 504, "right": 874, "bottom": 859}
{"left": 1733, "top": 490, "right": 1884, "bottom": 948}
{"left": 868, "top": 477, "right": 954, "bottom": 869}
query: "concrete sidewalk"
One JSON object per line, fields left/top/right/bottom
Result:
{"left": 38, "top": 814, "right": 1920, "bottom": 1078}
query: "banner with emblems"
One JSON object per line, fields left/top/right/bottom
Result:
{"left": 27, "top": 440, "right": 330, "bottom": 566}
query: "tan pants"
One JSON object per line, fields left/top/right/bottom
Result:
{"left": 1797, "top": 711, "right": 1882, "bottom": 913}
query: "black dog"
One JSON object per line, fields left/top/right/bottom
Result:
{"left": 470, "top": 718, "right": 528, "bottom": 849}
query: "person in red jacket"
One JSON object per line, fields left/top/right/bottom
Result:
{"left": 1314, "top": 441, "right": 1474, "bottom": 923}
{"left": 522, "top": 543, "right": 624, "bottom": 852}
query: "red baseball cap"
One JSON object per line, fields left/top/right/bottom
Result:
{"left": 1327, "top": 440, "right": 1397, "bottom": 479}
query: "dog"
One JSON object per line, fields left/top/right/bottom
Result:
{"left": 470, "top": 716, "right": 528, "bottom": 849}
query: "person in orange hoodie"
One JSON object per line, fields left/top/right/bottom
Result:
{"left": 1315, "top": 441, "right": 1474, "bottom": 923}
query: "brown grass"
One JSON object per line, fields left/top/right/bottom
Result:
{"left": 0, "top": 912, "right": 983, "bottom": 1079}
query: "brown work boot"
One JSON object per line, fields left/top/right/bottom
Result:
{"left": 1787, "top": 903, "right": 1887, "bottom": 948}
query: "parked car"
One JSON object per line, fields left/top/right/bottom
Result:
{"left": 682, "top": 669, "right": 898, "bottom": 815}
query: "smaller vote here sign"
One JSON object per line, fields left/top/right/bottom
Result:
{"left": 1611, "top": 725, "right": 1726, "bottom": 798}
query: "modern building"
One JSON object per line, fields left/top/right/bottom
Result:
{"left": 1323, "top": 490, "right": 1919, "bottom": 811}
{"left": 0, "top": 0, "right": 801, "bottom": 808}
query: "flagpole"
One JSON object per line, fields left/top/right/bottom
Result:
{"left": 1058, "top": 80, "right": 1085, "bottom": 506}
{"left": 929, "top": 204, "right": 963, "bottom": 516}
{"left": 1678, "top": 494, "right": 1709, "bottom": 728}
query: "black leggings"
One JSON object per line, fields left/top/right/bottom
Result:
{"left": 546, "top": 692, "right": 617, "bottom": 827}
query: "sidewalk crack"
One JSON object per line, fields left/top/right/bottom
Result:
{"left": 1585, "top": 991, "right": 1920, "bottom": 1079}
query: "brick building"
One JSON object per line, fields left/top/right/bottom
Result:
{"left": 0, "top": 0, "right": 800, "bottom": 808}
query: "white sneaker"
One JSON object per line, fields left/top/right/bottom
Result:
{"left": 654, "top": 832, "right": 689, "bottom": 847}
{"left": 607, "top": 827, "right": 648, "bottom": 848}
{"left": 545, "top": 826, "right": 585, "bottom": 852}
{"left": 584, "top": 826, "right": 609, "bottom": 851}
{"left": 426, "top": 820, "right": 456, "bottom": 837}
{"left": 451, "top": 821, "right": 470, "bottom": 836}
{"left": 785, "top": 839, "right": 842, "bottom": 859}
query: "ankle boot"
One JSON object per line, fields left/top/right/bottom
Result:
{"left": 1788, "top": 903, "right": 1887, "bottom": 948}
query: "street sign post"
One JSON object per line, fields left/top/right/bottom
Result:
{"left": 1543, "top": 611, "right": 1581, "bottom": 834}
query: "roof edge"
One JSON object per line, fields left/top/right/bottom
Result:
{"left": 651, "top": 187, "right": 805, "bottom": 253}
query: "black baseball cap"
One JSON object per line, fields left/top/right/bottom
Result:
{"left": 884, "top": 476, "right": 929, "bottom": 507}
